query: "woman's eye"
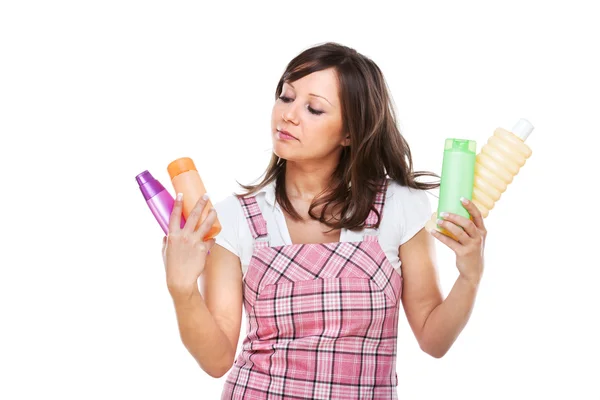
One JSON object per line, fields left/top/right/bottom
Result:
{"left": 308, "top": 106, "right": 324, "bottom": 116}
{"left": 278, "top": 95, "right": 324, "bottom": 116}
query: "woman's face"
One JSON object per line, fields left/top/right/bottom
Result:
{"left": 271, "top": 68, "right": 349, "bottom": 162}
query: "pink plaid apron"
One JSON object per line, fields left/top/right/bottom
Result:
{"left": 222, "top": 181, "right": 403, "bottom": 399}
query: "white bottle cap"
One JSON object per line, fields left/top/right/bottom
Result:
{"left": 512, "top": 118, "right": 534, "bottom": 141}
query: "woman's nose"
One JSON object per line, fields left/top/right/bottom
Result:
{"left": 282, "top": 104, "right": 299, "bottom": 124}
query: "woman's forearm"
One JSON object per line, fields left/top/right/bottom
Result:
{"left": 420, "top": 275, "right": 480, "bottom": 358}
{"left": 170, "top": 287, "right": 235, "bottom": 378}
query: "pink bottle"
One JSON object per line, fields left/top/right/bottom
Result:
{"left": 136, "top": 170, "right": 184, "bottom": 234}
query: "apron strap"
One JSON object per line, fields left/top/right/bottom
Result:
{"left": 238, "top": 195, "right": 270, "bottom": 247}
{"left": 363, "top": 178, "right": 389, "bottom": 240}
{"left": 238, "top": 179, "right": 388, "bottom": 245}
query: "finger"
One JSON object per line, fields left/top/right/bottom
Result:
{"left": 461, "top": 197, "right": 485, "bottom": 230}
{"left": 439, "top": 211, "right": 478, "bottom": 238}
{"left": 183, "top": 194, "right": 210, "bottom": 235}
{"left": 437, "top": 217, "right": 470, "bottom": 245}
{"left": 168, "top": 193, "right": 184, "bottom": 233}
{"left": 194, "top": 207, "right": 218, "bottom": 241}
{"left": 430, "top": 229, "right": 461, "bottom": 253}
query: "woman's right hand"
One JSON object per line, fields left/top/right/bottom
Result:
{"left": 162, "top": 193, "right": 217, "bottom": 297}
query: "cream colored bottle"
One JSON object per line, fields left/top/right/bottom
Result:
{"left": 425, "top": 119, "right": 534, "bottom": 238}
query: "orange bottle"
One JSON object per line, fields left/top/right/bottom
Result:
{"left": 167, "top": 157, "right": 221, "bottom": 240}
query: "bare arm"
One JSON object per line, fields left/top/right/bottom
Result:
{"left": 163, "top": 193, "right": 243, "bottom": 378}
{"left": 399, "top": 228, "right": 480, "bottom": 358}
{"left": 170, "top": 243, "right": 243, "bottom": 378}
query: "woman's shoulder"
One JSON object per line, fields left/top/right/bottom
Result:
{"left": 383, "top": 179, "right": 433, "bottom": 244}
{"left": 385, "top": 178, "right": 431, "bottom": 207}
{"left": 214, "top": 193, "right": 243, "bottom": 213}
{"left": 213, "top": 194, "right": 248, "bottom": 228}
{"left": 212, "top": 194, "right": 246, "bottom": 257}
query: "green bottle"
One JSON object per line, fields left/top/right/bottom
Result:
{"left": 437, "top": 138, "right": 477, "bottom": 225}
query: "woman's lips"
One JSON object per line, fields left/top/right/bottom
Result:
{"left": 277, "top": 130, "right": 298, "bottom": 140}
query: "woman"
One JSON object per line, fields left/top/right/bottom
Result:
{"left": 162, "top": 42, "right": 487, "bottom": 399}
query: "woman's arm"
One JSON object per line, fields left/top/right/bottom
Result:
{"left": 400, "top": 198, "right": 487, "bottom": 358}
{"left": 399, "top": 227, "right": 479, "bottom": 358}
{"left": 170, "top": 243, "right": 243, "bottom": 378}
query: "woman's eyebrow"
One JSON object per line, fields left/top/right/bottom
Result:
{"left": 287, "top": 82, "right": 332, "bottom": 106}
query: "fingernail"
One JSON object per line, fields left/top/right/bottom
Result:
{"left": 460, "top": 197, "right": 469, "bottom": 204}
{"left": 439, "top": 212, "right": 449, "bottom": 218}
{"left": 176, "top": 193, "right": 183, "bottom": 201}
{"left": 202, "top": 193, "right": 210, "bottom": 201}
{"left": 437, "top": 219, "right": 444, "bottom": 225}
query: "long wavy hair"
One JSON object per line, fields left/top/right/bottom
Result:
{"left": 236, "top": 42, "right": 440, "bottom": 232}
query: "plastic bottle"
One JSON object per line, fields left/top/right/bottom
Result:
{"left": 167, "top": 157, "right": 221, "bottom": 240}
{"left": 435, "top": 139, "right": 477, "bottom": 239}
{"left": 471, "top": 118, "right": 534, "bottom": 218}
{"left": 136, "top": 170, "right": 184, "bottom": 235}
{"left": 425, "top": 118, "right": 534, "bottom": 238}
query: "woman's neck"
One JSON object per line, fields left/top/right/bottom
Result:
{"left": 284, "top": 159, "right": 337, "bottom": 202}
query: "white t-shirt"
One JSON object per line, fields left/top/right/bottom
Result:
{"left": 213, "top": 178, "right": 432, "bottom": 277}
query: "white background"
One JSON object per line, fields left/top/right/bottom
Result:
{"left": 1, "top": 0, "right": 598, "bottom": 399}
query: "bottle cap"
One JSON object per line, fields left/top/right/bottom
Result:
{"left": 167, "top": 157, "right": 197, "bottom": 179}
{"left": 135, "top": 170, "right": 154, "bottom": 186}
{"left": 136, "top": 170, "right": 166, "bottom": 201}
{"left": 444, "top": 138, "right": 477, "bottom": 154}
{"left": 512, "top": 118, "right": 534, "bottom": 141}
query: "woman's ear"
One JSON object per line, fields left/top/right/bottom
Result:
{"left": 342, "top": 134, "right": 350, "bottom": 147}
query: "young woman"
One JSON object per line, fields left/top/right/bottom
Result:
{"left": 162, "top": 42, "right": 487, "bottom": 399}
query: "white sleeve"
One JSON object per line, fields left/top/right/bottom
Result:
{"left": 213, "top": 195, "right": 242, "bottom": 257}
{"left": 399, "top": 187, "right": 433, "bottom": 245}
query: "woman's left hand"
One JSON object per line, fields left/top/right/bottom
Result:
{"left": 431, "top": 197, "right": 487, "bottom": 287}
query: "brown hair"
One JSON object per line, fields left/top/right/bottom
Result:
{"left": 236, "top": 42, "right": 440, "bottom": 232}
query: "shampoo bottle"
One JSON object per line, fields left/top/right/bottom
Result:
{"left": 435, "top": 139, "right": 477, "bottom": 239}
{"left": 167, "top": 157, "right": 221, "bottom": 240}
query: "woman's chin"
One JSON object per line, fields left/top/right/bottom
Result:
{"left": 272, "top": 143, "right": 295, "bottom": 160}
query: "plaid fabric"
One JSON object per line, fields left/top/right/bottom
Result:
{"left": 222, "top": 181, "right": 402, "bottom": 399}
